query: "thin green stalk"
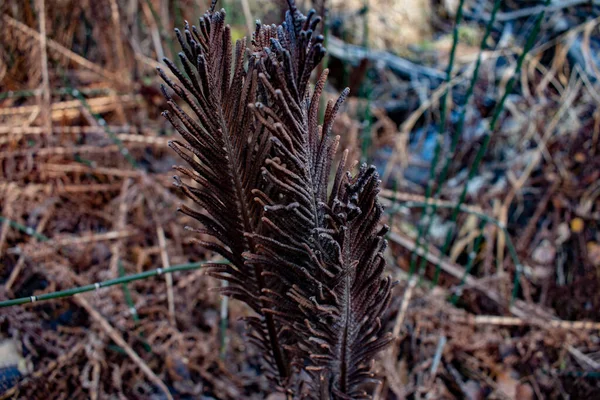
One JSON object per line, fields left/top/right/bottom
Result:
{"left": 419, "top": 0, "right": 501, "bottom": 284}
{"left": 386, "top": 202, "right": 522, "bottom": 286}
{"left": 70, "top": 88, "right": 139, "bottom": 168}
{"left": 118, "top": 260, "right": 154, "bottom": 353}
{"left": 360, "top": 90, "right": 374, "bottom": 163}
{"left": 449, "top": 219, "right": 486, "bottom": 303}
{"left": 0, "top": 216, "right": 50, "bottom": 242}
{"left": 433, "top": 0, "right": 549, "bottom": 300}
{"left": 54, "top": 68, "right": 139, "bottom": 168}
{"left": 0, "top": 261, "right": 223, "bottom": 308}
{"left": 386, "top": 179, "right": 400, "bottom": 234}
{"left": 356, "top": 3, "right": 374, "bottom": 163}
{"left": 416, "top": 0, "right": 502, "bottom": 281}
{"left": 408, "top": 0, "right": 466, "bottom": 275}
{"left": 118, "top": 260, "right": 140, "bottom": 324}
{"left": 173, "top": 0, "right": 183, "bottom": 32}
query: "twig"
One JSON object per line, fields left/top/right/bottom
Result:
{"left": 2, "top": 14, "right": 117, "bottom": 82}
{"left": 109, "top": 0, "right": 128, "bottom": 78}
{"left": 140, "top": 0, "right": 165, "bottom": 62}
{"left": 387, "top": 231, "right": 529, "bottom": 320}
{"left": 381, "top": 189, "right": 484, "bottom": 211}
{"left": 0, "top": 94, "right": 141, "bottom": 117}
{"left": 9, "top": 229, "right": 137, "bottom": 258}
{"left": 385, "top": 200, "right": 523, "bottom": 278}
{"left": 567, "top": 345, "right": 600, "bottom": 370}
{"left": 388, "top": 232, "right": 498, "bottom": 301}
{"left": 391, "top": 276, "right": 418, "bottom": 341}
{"left": 75, "top": 295, "right": 174, "bottom": 400}
{"left": 5, "top": 201, "right": 55, "bottom": 291}
{"left": 0, "top": 182, "right": 124, "bottom": 195}
{"left": 487, "top": 0, "right": 600, "bottom": 22}
{"left": 452, "top": 314, "right": 600, "bottom": 331}
{"left": 0, "top": 214, "right": 10, "bottom": 258}
{"left": 36, "top": 0, "right": 51, "bottom": 138}
{"left": 157, "top": 224, "right": 175, "bottom": 325}
{"left": 41, "top": 163, "right": 144, "bottom": 178}
{"left": 0, "top": 192, "right": 17, "bottom": 258}
{"left": 429, "top": 335, "right": 447, "bottom": 380}
{"left": 326, "top": 36, "right": 445, "bottom": 81}
{"left": 240, "top": 0, "right": 254, "bottom": 34}
{"left": 109, "top": 179, "right": 131, "bottom": 277}
{"left": 0, "top": 142, "right": 154, "bottom": 160}
{"left": 516, "top": 180, "right": 559, "bottom": 252}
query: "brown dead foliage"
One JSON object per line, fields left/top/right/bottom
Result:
{"left": 1, "top": 0, "right": 600, "bottom": 399}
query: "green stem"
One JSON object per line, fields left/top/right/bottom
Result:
{"left": 386, "top": 202, "right": 522, "bottom": 287}
{"left": 0, "top": 216, "right": 50, "bottom": 242}
{"left": 219, "top": 281, "right": 229, "bottom": 359}
{"left": 449, "top": 219, "right": 486, "bottom": 303}
{"left": 409, "top": 0, "right": 466, "bottom": 275}
{"left": 0, "top": 261, "right": 224, "bottom": 308}
{"left": 118, "top": 260, "right": 140, "bottom": 324}
{"left": 416, "top": 0, "right": 502, "bottom": 281}
{"left": 432, "top": 0, "right": 549, "bottom": 298}
{"left": 70, "top": 88, "right": 139, "bottom": 168}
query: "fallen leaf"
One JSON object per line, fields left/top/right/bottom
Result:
{"left": 570, "top": 217, "right": 584, "bottom": 233}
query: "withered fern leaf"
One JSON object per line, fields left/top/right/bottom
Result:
{"left": 157, "top": 3, "right": 290, "bottom": 382}
{"left": 248, "top": 40, "right": 392, "bottom": 400}
{"left": 159, "top": 0, "right": 392, "bottom": 398}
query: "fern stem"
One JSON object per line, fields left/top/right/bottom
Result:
{"left": 217, "top": 102, "right": 290, "bottom": 379}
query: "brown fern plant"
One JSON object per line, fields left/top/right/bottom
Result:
{"left": 159, "top": 1, "right": 392, "bottom": 398}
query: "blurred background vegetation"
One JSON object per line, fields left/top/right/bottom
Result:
{"left": 1, "top": 0, "right": 600, "bottom": 398}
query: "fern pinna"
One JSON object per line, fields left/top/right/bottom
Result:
{"left": 159, "top": 1, "right": 392, "bottom": 398}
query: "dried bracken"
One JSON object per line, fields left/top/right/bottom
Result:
{"left": 159, "top": 0, "right": 391, "bottom": 397}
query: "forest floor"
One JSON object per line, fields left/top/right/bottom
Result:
{"left": 1, "top": 0, "right": 600, "bottom": 399}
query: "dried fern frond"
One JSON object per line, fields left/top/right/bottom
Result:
{"left": 246, "top": 11, "right": 392, "bottom": 400}
{"left": 250, "top": 73, "right": 392, "bottom": 399}
{"left": 157, "top": 4, "right": 291, "bottom": 383}
{"left": 157, "top": 0, "right": 327, "bottom": 388}
{"left": 159, "top": 1, "right": 391, "bottom": 397}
